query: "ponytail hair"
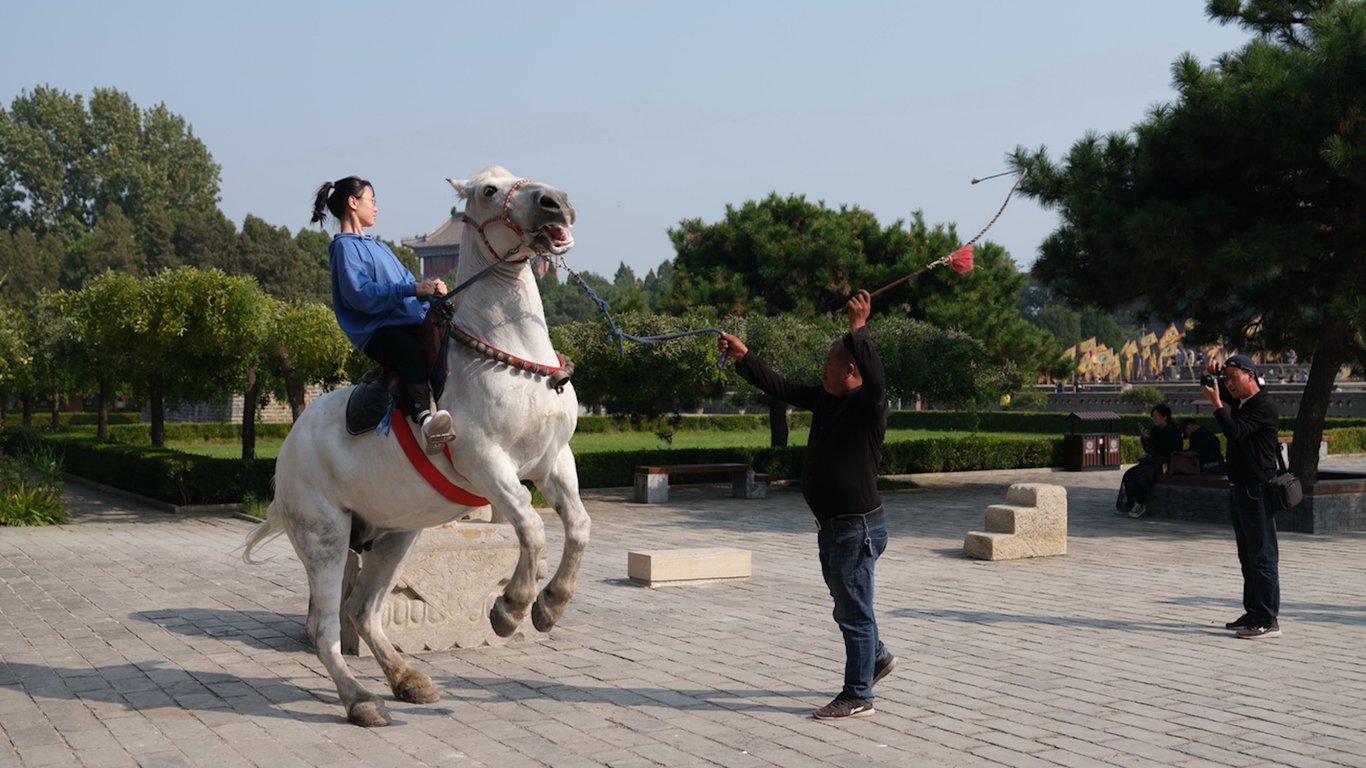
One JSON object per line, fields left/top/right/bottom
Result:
{"left": 310, "top": 176, "right": 372, "bottom": 226}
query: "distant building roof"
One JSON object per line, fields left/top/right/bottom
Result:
{"left": 402, "top": 207, "right": 464, "bottom": 251}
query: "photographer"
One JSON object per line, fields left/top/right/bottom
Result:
{"left": 1201, "top": 354, "right": 1281, "bottom": 639}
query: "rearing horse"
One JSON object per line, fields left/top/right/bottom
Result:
{"left": 244, "top": 166, "right": 590, "bottom": 727}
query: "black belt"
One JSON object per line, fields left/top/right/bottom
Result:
{"left": 815, "top": 507, "right": 883, "bottom": 531}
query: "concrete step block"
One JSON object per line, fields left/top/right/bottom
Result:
{"left": 627, "top": 548, "right": 751, "bottom": 587}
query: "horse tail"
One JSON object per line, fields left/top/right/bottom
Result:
{"left": 242, "top": 498, "right": 286, "bottom": 564}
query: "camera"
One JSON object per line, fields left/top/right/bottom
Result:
{"left": 1200, "top": 372, "right": 1226, "bottom": 388}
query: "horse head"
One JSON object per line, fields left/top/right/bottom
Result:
{"left": 448, "top": 166, "right": 576, "bottom": 265}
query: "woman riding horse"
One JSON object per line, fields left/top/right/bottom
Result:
{"left": 312, "top": 176, "right": 455, "bottom": 453}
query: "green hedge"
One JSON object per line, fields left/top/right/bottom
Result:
{"left": 4, "top": 411, "right": 141, "bottom": 430}
{"left": 104, "top": 422, "right": 293, "bottom": 445}
{"left": 574, "top": 413, "right": 812, "bottom": 433}
{"left": 9, "top": 415, "right": 1361, "bottom": 506}
{"left": 1, "top": 430, "right": 274, "bottom": 506}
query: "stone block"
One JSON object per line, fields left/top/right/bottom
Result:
{"left": 634, "top": 473, "right": 669, "bottom": 503}
{"left": 732, "top": 472, "right": 769, "bottom": 499}
{"left": 627, "top": 548, "right": 751, "bottom": 587}
{"left": 964, "top": 482, "right": 1067, "bottom": 560}
{"left": 340, "top": 521, "right": 546, "bottom": 656}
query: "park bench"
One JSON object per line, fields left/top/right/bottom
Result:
{"left": 632, "top": 462, "right": 771, "bottom": 504}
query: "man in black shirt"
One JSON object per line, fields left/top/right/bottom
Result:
{"left": 718, "top": 289, "right": 894, "bottom": 720}
{"left": 1201, "top": 354, "right": 1281, "bottom": 639}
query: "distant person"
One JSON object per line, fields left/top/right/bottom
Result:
{"left": 1181, "top": 419, "right": 1226, "bottom": 474}
{"left": 1202, "top": 354, "right": 1282, "bottom": 639}
{"left": 718, "top": 290, "right": 895, "bottom": 721}
{"left": 312, "top": 176, "right": 454, "bottom": 453}
{"left": 1116, "top": 403, "right": 1182, "bottom": 518}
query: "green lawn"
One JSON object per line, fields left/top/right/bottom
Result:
{"left": 168, "top": 428, "right": 1053, "bottom": 460}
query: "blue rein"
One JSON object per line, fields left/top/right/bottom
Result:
{"left": 560, "top": 262, "right": 730, "bottom": 369}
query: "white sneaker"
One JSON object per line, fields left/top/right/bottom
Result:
{"left": 421, "top": 410, "right": 454, "bottom": 454}
{"left": 1128, "top": 503, "right": 1146, "bottom": 518}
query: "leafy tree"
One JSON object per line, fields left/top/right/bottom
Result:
{"left": 872, "top": 315, "right": 1017, "bottom": 409}
{"left": 62, "top": 203, "right": 142, "bottom": 289}
{"left": 0, "top": 228, "right": 64, "bottom": 311}
{"left": 233, "top": 215, "right": 329, "bottom": 302}
{"left": 124, "top": 267, "right": 272, "bottom": 447}
{"left": 1035, "top": 304, "right": 1082, "bottom": 346}
{"left": 266, "top": 300, "right": 353, "bottom": 421}
{"left": 0, "top": 307, "right": 31, "bottom": 426}
{"left": 666, "top": 193, "right": 916, "bottom": 317}
{"left": 550, "top": 312, "right": 728, "bottom": 437}
{"left": 540, "top": 267, "right": 614, "bottom": 325}
{"left": 1014, "top": 0, "right": 1366, "bottom": 481}
{"left": 722, "top": 313, "right": 838, "bottom": 446}
{"left": 0, "top": 86, "right": 225, "bottom": 284}
{"left": 665, "top": 194, "right": 1063, "bottom": 377}
{"left": 13, "top": 293, "right": 73, "bottom": 429}
{"left": 61, "top": 273, "right": 141, "bottom": 438}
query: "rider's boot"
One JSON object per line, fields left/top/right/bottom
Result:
{"left": 420, "top": 409, "right": 454, "bottom": 454}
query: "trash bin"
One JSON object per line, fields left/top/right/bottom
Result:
{"left": 1062, "top": 411, "right": 1122, "bottom": 471}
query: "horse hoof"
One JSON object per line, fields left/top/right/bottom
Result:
{"left": 489, "top": 602, "right": 521, "bottom": 638}
{"left": 531, "top": 598, "right": 559, "bottom": 633}
{"left": 348, "top": 698, "right": 391, "bottom": 728}
{"left": 393, "top": 671, "right": 439, "bottom": 705}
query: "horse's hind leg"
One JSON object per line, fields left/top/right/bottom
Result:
{"left": 529, "top": 447, "right": 591, "bottom": 632}
{"left": 285, "top": 503, "right": 391, "bottom": 727}
{"left": 345, "top": 530, "right": 439, "bottom": 705}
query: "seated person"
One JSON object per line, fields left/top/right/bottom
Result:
{"left": 1182, "top": 419, "right": 1226, "bottom": 474}
{"left": 1116, "top": 403, "right": 1183, "bottom": 518}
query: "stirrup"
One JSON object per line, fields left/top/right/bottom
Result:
{"left": 421, "top": 410, "right": 455, "bottom": 454}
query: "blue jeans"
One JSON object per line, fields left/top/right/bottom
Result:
{"left": 1230, "top": 482, "right": 1279, "bottom": 624}
{"left": 817, "top": 510, "right": 889, "bottom": 701}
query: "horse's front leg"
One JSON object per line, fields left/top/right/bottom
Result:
{"left": 484, "top": 475, "right": 547, "bottom": 637}
{"left": 529, "top": 446, "right": 591, "bottom": 632}
{"left": 344, "top": 530, "right": 439, "bottom": 705}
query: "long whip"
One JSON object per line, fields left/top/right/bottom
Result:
{"left": 862, "top": 167, "right": 1028, "bottom": 303}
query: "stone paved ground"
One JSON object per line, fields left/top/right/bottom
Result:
{"left": 2, "top": 460, "right": 1365, "bottom": 768}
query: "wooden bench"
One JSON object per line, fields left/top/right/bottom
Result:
{"left": 632, "top": 463, "right": 771, "bottom": 504}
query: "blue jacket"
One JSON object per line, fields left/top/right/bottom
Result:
{"left": 329, "top": 233, "right": 428, "bottom": 351}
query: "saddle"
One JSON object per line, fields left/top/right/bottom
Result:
{"left": 345, "top": 301, "right": 453, "bottom": 436}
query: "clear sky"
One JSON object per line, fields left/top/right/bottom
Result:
{"left": 2, "top": 1, "right": 1251, "bottom": 280}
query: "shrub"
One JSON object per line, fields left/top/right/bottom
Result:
{"left": 0, "top": 454, "right": 68, "bottom": 526}
{"left": 1118, "top": 386, "right": 1166, "bottom": 413}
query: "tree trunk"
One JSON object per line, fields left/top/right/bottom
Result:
{"left": 0, "top": 386, "right": 7, "bottom": 430}
{"left": 286, "top": 379, "right": 306, "bottom": 422}
{"left": 1289, "top": 344, "right": 1346, "bottom": 484}
{"left": 49, "top": 390, "right": 61, "bottom": 430}
{"left": 97, "top": 380, "right": 111, "bottom": 440}
{"left": 767, "top": 397, "right": 788, "bottom": 448}
{"left": 21, "top": 395, "right": 33, "bottom": 428}
{"left": 149, "top": 373, "right": 166, "bottom": 448}
{"left": 242, "top": 367, "right": 260, "bottom": 461}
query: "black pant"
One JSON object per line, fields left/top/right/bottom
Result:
{"left": 363, "top": 324, "right": 430, "bottom": 425}
{"left": 1117, "top": 455, "right": 1164, "bottom": 510}
{"left": 1229, "top": 481, "right": 1280, "bottom": 624}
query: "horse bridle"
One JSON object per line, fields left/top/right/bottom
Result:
{"left": 461, "top": 177, "right": 534, "bottom": 265}
{"left": 432, "top": 178, "right": 543, "bottom": 307}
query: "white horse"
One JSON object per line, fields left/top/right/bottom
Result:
{"left": 244, "top": 166, "right": 590, "bottom": 727}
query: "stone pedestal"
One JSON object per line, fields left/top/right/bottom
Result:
{"left": 964, "top": 483, "right": 1068, "bottom": 561}
{"left": 340, "top": 521, "right": 545, "bottom": 656}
